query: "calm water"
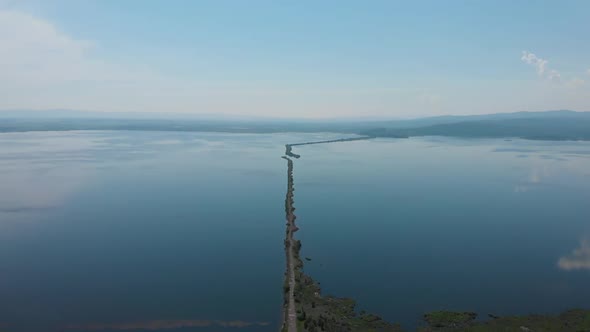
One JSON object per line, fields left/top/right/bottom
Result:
{"left": 1, "top": 131, "right": 589, "bottom": 331}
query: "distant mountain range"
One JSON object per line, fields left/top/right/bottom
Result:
{"left": 361, "top": 110, "right": 590, "bottom": 140}
{"left": 369, "top": 110, "right": 590, "bottom": 128}
{"left": 1, "top": 109, "right": 589, "bottom": 141}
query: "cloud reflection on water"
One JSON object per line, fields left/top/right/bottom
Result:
{"left": 0, "top": 131, "right": 169, "bottom": 222}
{"left": 558, "top": 239, "right": 590, "bottom": 271}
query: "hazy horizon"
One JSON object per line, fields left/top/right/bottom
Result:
{"left": 1, "top": 1, "right": 589, "bottom": 118}
{"left": 1, "top": 108, "right": 589, "bottom": 121}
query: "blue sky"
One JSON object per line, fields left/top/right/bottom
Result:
{"left": 1, "top": 0, "right": 589, "bottom": 118}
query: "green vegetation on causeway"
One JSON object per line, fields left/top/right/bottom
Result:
{"left": 282, "top": 150, "right": 402, "bottom": 332}
{"left": 417, "top": 309, "right": 590, "bottom": 332}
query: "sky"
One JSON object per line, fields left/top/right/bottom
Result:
{"left": 1, "top": 0, "right": 589, "bottom": 119}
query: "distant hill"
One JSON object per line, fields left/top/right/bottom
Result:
{"left": 1, "top": 109, "right": 589, "bottom": 141}
{"left": 372, "top": 110, "right": 587, "bottom": 129}
{"left": 362, "top": 111, "right": 590, "bottom": 141}
{"left": 0, "top": 118, "right": 371, "bottom": 134}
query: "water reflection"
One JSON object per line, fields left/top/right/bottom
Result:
{"left": 0, "top": 133, "right": 99, "bottom": 222}
{"left": 0, "top": 165, "right": 92, "bottom": 222}
{"left": 513, "top": 166, "right": 548, "bottom": 193}
{"left": 558, "top": 239, "right": 590, "bottom": 271}
{"left": 2, "top": 132, "right": 590, "bottom": 331}
{"left": 0, "top": 131, "right": 227, "bottom": 223}
{"left": 66, "top": 319, "right": 271, "bottom": 330}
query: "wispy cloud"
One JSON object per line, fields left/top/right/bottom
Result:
{"left": 0, "top": 9, "right": 149, "bottom": 85}
{"left": 521, "top": 51, "right": 549, "bottom": 76}
{"left": 521, "top": 50, "right": 565, "bottom": 83}
{"left": 548, "top": 70, "right": 561, "bottom": 82}
{"left": 521, "top": 51, "right": 590, "bottom": 88}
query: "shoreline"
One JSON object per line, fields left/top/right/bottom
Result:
{"left": 281, "top": 140, "right": 402, "bottom": 331}
{"left": 279, "top": 138, "right": 590, "bottom": 332}
{"left": 282, "top": 155, "right": 298, "bottom": 332}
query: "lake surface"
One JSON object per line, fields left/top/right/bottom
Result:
{"left": 1, "top": 131, "right": 589, "bottom": 331}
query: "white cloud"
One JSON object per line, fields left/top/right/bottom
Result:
{"left": 520, "top": 50, "right": 566, "bottom": 83}
{"left": 520, "top": 51, "right": 590, "bottom": 89}
{"left": 0, "top": 9, "right": 175, "bottom": 112}
{"left": 521, "top": 51, "right": 548, "bottom": 76}
{"left": 0, "top": 10, "right": 148, "bottom": 85}
{"left": 558, "top": 239, "right": 590, "bottom": 271}
{"left": 548, "top": 70, "right": 561, "bottom": 82}
{"left": 1, "top": 10, "right": 93, "bottom": 82}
